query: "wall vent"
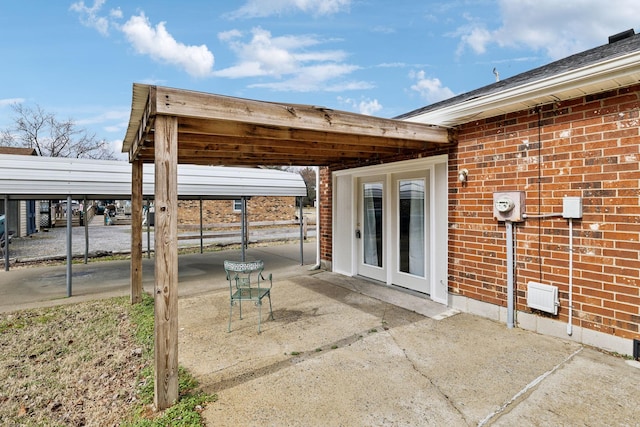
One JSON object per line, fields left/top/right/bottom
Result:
{"left": 609, "top": 29, "right": 635, "bottom": 44}
{"left": 527, "top": 281, "right": 559, "bottom": 315}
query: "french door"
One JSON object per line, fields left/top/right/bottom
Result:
{"left": 391, "top": 173, "right": 429, "bottom": 293}
{"left": 356, "top": 172, "right": 430, "bottom": 293}
{"left": 357, "top": 177, "right": 386, "bottom": 282}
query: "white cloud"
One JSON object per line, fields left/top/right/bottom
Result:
{"left": 457, "top": 0, "right": 640, "bottom": 60}
{"left": 109, "top": 139, "right": 129, "bottom": 160}
{"left": 0, "top": 98, "right": 24, "bottom": 107}
{"left": 338, "top": 96, "right": 383, "bottom": 116}
{"left": 70, "top": 4, "right": 215, "bottom": 78}
{"left": 69, "top": 0, "right": 111, "bottom": 35}
{"left": 409, "top": 70, "right": 454, "bottom": 104}
{"left": 228, "top": 0, "right": 351, "bottom": 19}
{"left": 121, "top": 13, "right": 214, "bottom": 78}
{"left": 215, "top": 27, "right": 367, "bottom": 92}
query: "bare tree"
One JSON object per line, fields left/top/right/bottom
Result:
{"left": 0, "top": 103, "right": 117, "bottom": 159}
{"left": 298, "top": 166, "right": 316, "bottom": 207}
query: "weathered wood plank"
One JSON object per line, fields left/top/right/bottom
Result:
{"left": 175, "top": 116, "right": 445, "bottom": 147}
{"left": 153, "top": 115, "right": 179, "bottom": 410}
{"left": 130, "top": 159, "right": 143, "bottom": 304}
{"left": 153, "top": 86, "right": 449, "bottom": 143}
{"left": 128, "top": 86, "right": 156, "bottom": 162}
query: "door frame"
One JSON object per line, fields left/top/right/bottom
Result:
{"left": 332, "top": 155, "right": 448, "bottom": 304}
{"left": 390, "top": 171, "right": 430, "bottom": 293}
{"left": 356, "top": 176, "right": 387, "bottom": 282}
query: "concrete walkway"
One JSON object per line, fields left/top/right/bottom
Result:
{"left": 0, "top": 242, "right": 639, "bottom": 425}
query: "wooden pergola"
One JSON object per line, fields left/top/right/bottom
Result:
{"left": 122, "top": 83, "right": 453, "bottom": 408}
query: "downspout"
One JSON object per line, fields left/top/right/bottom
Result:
{"left": 313, "top": 166, "right": 321, "bottom": 270}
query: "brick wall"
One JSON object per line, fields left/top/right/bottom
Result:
{"left": 319, "top": 167, "right": 332, "bottom": 263}
{"left": 177, "top": 197, "right": 296, "bottom": 226}
{"left": 449, "top": 86, "right": 640, "bottom": 340}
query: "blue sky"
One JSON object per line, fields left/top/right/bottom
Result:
{"left": 1, "top": 0, "right": 639, "bottom": 159}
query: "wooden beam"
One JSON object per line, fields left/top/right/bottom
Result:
{"left": 131, "top": 158, "right": 143, "bottom": 304}
{"left": 129, "top": 87, "right": 156, "bottom": 162}
{"left": 175, "top": 117, "right": 445, "bottom": 148}
{"left": 153, "top": 115, "right": 179, "bottom": 409}
{"left": 153, "top": 86, "right": 450, "bottom": 144}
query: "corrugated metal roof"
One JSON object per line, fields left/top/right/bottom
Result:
{"left": 0, "top": 154, "right": 307, "bottom": 200}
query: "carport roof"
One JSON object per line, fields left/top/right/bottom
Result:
{"left": 0, "top": 154, "right": 306, "bottom": 200}
{"left": 122, "top": 84, "right": 453, "bottom": 167}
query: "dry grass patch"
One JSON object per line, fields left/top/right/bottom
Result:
{"left": 0, "top": 298, "right": 141, "bottom": 425}
{"left": 0, "top": 295, "right": 214, "bottom": 426}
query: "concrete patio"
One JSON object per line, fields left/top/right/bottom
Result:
{"left": 0, "top": 242, "right": 638, "bottom": 425}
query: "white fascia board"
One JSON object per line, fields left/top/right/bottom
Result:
{"left": 405, "top": 51, "right": 640, "bottom": 127}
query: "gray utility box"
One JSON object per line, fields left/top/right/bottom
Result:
{"left": 493, "top": 191, "right": 526, "bottom": 222}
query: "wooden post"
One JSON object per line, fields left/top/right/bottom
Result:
{"left": 131, "top": 159, "right": 143, "bottom": 304}
{"left": 154, "top": 115, "right": 179, "bottom": 409}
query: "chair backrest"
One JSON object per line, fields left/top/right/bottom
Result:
{"left": 224, "top": 260, "right": 264, "bottom": 288}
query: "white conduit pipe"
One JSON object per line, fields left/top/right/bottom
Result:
{"left": 567, "top": 218, "right": 574, "bottom": 336}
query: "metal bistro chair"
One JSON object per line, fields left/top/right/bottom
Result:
{"left": 224, "top": 260, "right": 274, "bottom": 333}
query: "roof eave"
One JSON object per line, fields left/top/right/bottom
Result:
{"left": 403, "top": 50, "right": 640, "bottom": 127}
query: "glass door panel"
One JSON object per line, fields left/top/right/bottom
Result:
{"left": 398, "top": 179, "right": 425, "bottom": 277}
{"left": 363, "top": 182, "right": 383, "bottom": 268}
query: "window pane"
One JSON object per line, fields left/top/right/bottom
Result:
{"left": 363, "top": 183, "right": 383, "bottom": 268}
{"left": 398, "top": 179, "right": 424, "bottom": 276}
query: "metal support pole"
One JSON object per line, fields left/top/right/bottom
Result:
{"left": 241, "top": 197, "right": 246, "bottom": 262}
{"left": 315, "top": 166, "right": 320, "bottom": 268}
{"left": 299, "top": 197, "right": 304, "bottom": 265}
{"left": 146, "top": 198, "right": 151, "bottom": 259}
{"left": 66, "top": 195, "right": 73, "bottom": 297}
{"left": 83, "top": 196, "right": 88, "bottom": 264}
{"left": 199, "top": 198, "right": 204, "bottom": 254}
{"left": 3, "top": 196, "right": 8, "bottom": 271}
{"left": 506, "top": 220, "right": 514, "bottom": 329}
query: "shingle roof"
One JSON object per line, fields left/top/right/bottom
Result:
{"left": 396, "top": 30, "right": 640, "bottom": 120}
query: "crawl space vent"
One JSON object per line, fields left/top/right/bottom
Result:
{"left": 527, "top": 281, "right": 559, "bottom": 315}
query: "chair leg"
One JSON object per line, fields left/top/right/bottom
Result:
{"left": 228, "top": 302, "right": 233, "bottom": 332}
{"left": 239, "top": 299, "right": 243, "bottom": 319}
{"left": 267, "top": 294, "right": 274, "bottom": 320}
{"left": 257, "top": 300, "right": 262, "bottom": 334}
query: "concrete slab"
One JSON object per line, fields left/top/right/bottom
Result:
{"left": 1, "top": 242, "right": 638, "bottom": 425}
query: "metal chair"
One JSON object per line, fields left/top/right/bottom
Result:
{"left": 224, "top": 260, "right": 274, "bottom": 333}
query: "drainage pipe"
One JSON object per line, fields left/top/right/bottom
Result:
{"left": 567, "top": 218, "right": 574, "bottom": 336}
{"left": 506, "top": 220, "right": 514, "bottom": 329}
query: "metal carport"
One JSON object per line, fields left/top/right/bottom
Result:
{"left": 0, "top": 153, "right": 306, "bottom": 286}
